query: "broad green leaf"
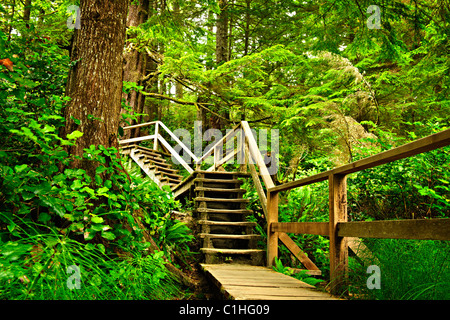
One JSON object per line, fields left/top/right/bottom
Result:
{"left": 67, "top": 130, "right": 83, "bottom": 140}
{"left": 91, "top": 215, "right": 104, "bottom": 224}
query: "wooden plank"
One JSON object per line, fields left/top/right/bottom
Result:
{"left": 241, "top": 121, "right": 275, "bottom": 189}
{"left": 119, "top": 134, "right": 156, "bottom": 145}
{"left": 153, "top": 122, "right": 159, "bottom": 150}
{"left": 215, "top": 147, "right": 238, "bottom": 168}
{"left": 328, "top": 174, "right": 348, "bottom": 295}
{"left": 278, "top": 232, "right": 320, "bottom": 271}
{"left": 337, "top": 218, "right": 450, "bottom": 241}
{"left": 332, "top": 128, "right": 450, "bottom": 176}
{"left": 122, "top": 120, "right": 158, "bottom": 130}
{"left": 269, "top": 128, "right": 450, "bottom": 194}
{"left": 269, "top": 171, "right": 330, "bottom": 193}
{"left": 157, "top": 121, "right": 199, "bottom": 162}
{"left": 157, "top": 134, "right": 194, "bottom": 173}
{"left": 271, "top": 222, "right": 329, "bottom": 236}
{"left": 266, "top": 191, "right": 279, "bottom": 267}
{"left": 201, "top": 264, "right": 338, "bottom": 300}
{"left": 245, "top": 141, "right": 268, "bottom": 217}
{"left": 225, "top": 286, "right": 332, "bottom": 298}
{"left": 172, "top": 173, "right": 196, "bottom": 198}
{"left": 195, "top": 123, "right": 241, "bottom": 164}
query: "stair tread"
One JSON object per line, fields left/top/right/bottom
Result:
{"left": 195, "top": 197, "right": 249, "bottom": 203}
{"left": 196, "top": 208, "right": 253, "bottom": 214}
{"left": 144, "top": 160, "right": 172, "bottom": 168}
{"left": 201, "top": 248, "right": 264, "bottom": 254}
{"left": 199, "top": 233, "right": 260, "bottom": 239}
{"left": 148, "top": 165, "right": 179, "bottom": 173}
{"left": 196, "top": 170, "right": 248, "bottom": 174}
{"left": 195, "top": 187, "right": 247, "bottom": 193}
{"left": 155, "top": 171, "right": 183, "bottom": 179}
{"left": 198, "top": 220, "right": 257, "bottom": 227}
{"left": 161, "top": 178, "right": 182, "bottom": 184}
{"left": 139, "top": 154, "right": 167, "bottom": 162}
{"left": 194, "top": 178, "right": 244, "bottom": 184}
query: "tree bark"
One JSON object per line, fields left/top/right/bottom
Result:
{"left": 23, "top": 0, "right": 32, "bottom": 22}
{"left": 212, "top": 0, "right": 230, "bottom": 129}
{"left": 215, "top": 0, "right": 229, "bottom": 65}
{"left": 122, "top": 0, "right": 150, "bottom": 139}
{"left": 63, "top": 0, "right": 129, "bottom": 177}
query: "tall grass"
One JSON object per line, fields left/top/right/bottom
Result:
{"left": 348, "top": 239, "right": 450, "bottom": 300}
{"left": 0, "top": 223, "right": 182, "bottom": 300}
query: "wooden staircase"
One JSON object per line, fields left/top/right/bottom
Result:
{"left": 119, "top": 121, "right": 270, "bottom": 267}
{"left": 193, "top": 171, "right": 264, "bottom": 265}
{"left": 120, "top": 144, "right": 183, "bottom": 189}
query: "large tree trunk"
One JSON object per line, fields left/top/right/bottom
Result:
{"left": 212, "top": 0, "right": 230, "bottom": 130}
{"left": 23, "top": 0, "right": 32, "bottom": 22}
{"left": 122, "top": 0, "right": 149, "bottom": 139}
{"left": 63, "top": 0, "right": 129, "bottom": 177}
{"left": 216, "top": 0, "right": 229, "bottom": 66}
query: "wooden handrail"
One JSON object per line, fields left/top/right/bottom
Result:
{"left": 265, "top": 127, "right": 450, "bottom": 295}
{"left": 158, "top": 121, "right": 199, "bottom": 163}
{"left": 269, "top": 128, "right": 450, "bottom": 194}
{"left": 156, "top": 134, "right": 194, "bottom": 174}
{"left": 122, "top": 121, "right": 159, "bottom": 131}
{"left": 121, "top": 121, "right": 199, "bottom": 163}
{"left": 241, "top": 121, "right": 275, "bottom": 190}
{"left": 195, "top": 123, "right": 242, "bottom": 165}
{"left": 120, "top": 121, "right": 195, "bottom": 174}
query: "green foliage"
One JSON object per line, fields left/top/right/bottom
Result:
{"left": 349, "top": 121, "right": 450, "bottom": 220}
{"left": 1, "top": 0, "right": 450, "bottom": 301}
{"left": 348, "top": 239, "right": 450, "bottom": 300}
{"left": 0, "top": 222, "right": 181, "bottom": 300}
{"left": 272, "top": 257, "right": 324, "bottom": 287}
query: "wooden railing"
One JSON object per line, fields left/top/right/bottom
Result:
{"left": 192, "top": 121, "right": 275, "bottom": 217}
{"left": 119, "top": 121, "right": 198, "bottom": 174}
{"left": 266, "top": 128, "right": 450, "bottom": 294}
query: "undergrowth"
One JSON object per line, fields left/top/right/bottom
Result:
{"left": 0, "top": 220, "right": 182, "bottom": 300}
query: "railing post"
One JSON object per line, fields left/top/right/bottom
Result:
{"left": 153, "top": 122, "right": 159, "bottom": 151}
{"left": 329, "top": 173, "right": 348, "bottom": 295}
{"left": 213, "top": 144, "right": 221, "bottom": 171}
{"left": 267, "top": 190, "right": 279, "bottom": 267}
{"left": 238, "top": 127, "right": 247, "bottom": 173}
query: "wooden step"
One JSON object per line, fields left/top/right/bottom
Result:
{"left": 197, "top": 220, "right": 257, "bottom": 227}
{"left": 195, "top": 208, "right": 253, "bottom": 214}
{"left": 143, "top": 161, "right": 172, "bottom": 169}
{"left": 201, "top": 248, "right": 264, "bottom": 255}
{"left": 136, "top": 153, "right": 167, "bottom": 163}
{"left": 199, "top": 233, "right": 260, "bottom": 240}
{"left": 195, "top": 187, "right": 247, "bottom": 193}
{"left": 155, "top": 171, "right": 183, "bottom": 180}
{"left": 119, "top": 144, "right": 138, "bottom": 150}
{"left": 195, "top": 197, "right": 250, "bottom": 203}
{"left": 137, "top": 145, "right": 171, "bottom": 157}
{"left": 148, "top": 165, "right": 179, "bottom": 174}
{"left": 196, "top": 170, "right": 249, "bottom": 176}
{"left": 201, "top": 248, "right": 264, "bottom": 265}
{"left": 161, "top": 177, "right": 182, "bottom": 185}
{"left": 194, "top": 178, "right": 244, "bottom": 184}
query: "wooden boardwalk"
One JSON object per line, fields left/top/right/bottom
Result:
{"left": 201, "top": 264, "right": 338, "bottom": 300}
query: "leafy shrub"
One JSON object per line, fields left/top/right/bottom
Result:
{"left": 0, "top": 222, "right": 181, "bottom": 300}
{"left": 348, "top": 239, "right": 450, "bottom": 300}
{"left": 349, "top": 121, "right": 450, "bottom": 221}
